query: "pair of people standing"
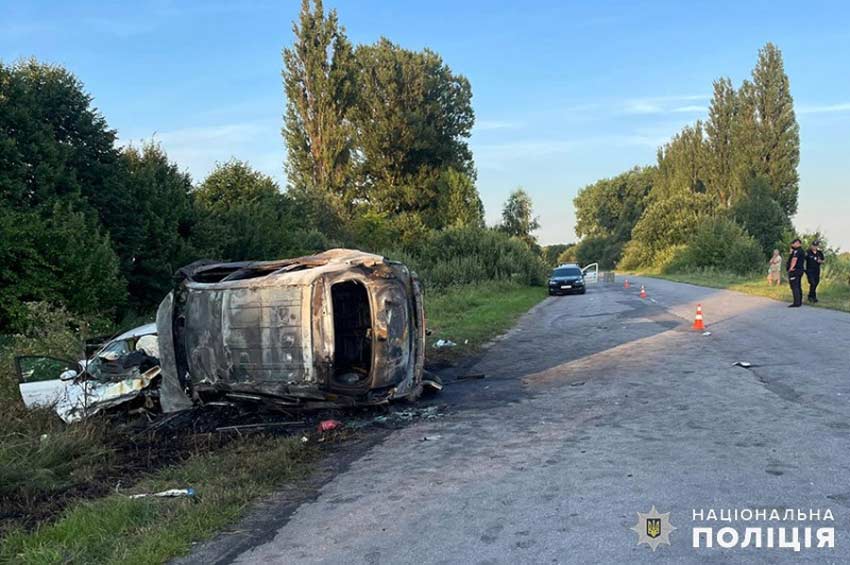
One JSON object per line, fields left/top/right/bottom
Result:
{"left": 786, "top": 239, "right": 824, "bottom": 307}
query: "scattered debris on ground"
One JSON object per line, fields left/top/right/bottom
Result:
{"left": 129, "top": 488, "right": 195, "bottom": 500}
{"left": 2, "top": 398, "right": 449, "bottom": 536}
{"left": 7, "top": 250, "right": 455, "bottom": 536}
{"left": 317, "top": 419, "right": 341, "bottom": 432}
{"left": 455, "top": 373, "right": 486, "bottom": 381}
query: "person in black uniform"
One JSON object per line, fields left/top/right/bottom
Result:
{"left": 805, "top": 240, "right": 825, "bottom": 303}
{"left": 787, "top": 238, "right": 805, "bottom": 307}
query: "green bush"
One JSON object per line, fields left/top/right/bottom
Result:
{"left": 0, "top": 302, "right": 88, "bottom": 406}
{"left": 653, "top": 244, "right": 691, "bottom": 273}
{"left": 618, "top": 239, "right": 653, "bottom": 270}
{"left": 383, "top": 227, "right": 547, "bottom": 288}
{"left": 574, "top": 235, "right": 623, "bottom": 270}
{"left": 824, "top": 253, "right": 850, "bottom": 284}
{"left": 556, "top": 245, "right": 577, "bottom": 265}
{"left": 0, "top": 302, "right": 116, "bottom": 513}
{"left": 731, "top": 176, "right": 790, "bottom": 257}
{"left": 541, "top": 244, "right": 572, "bottom": 267}
{"left": 662, "top": 217, "right": 763, "bottom": 275}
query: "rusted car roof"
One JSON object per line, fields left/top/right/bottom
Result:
{"left": 156, "top": 249, "right": 426, "bottom": 412}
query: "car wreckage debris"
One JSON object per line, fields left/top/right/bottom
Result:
{"left": 317, "top": 419, "right": 342, "bottom": 432}
{"left": 215, "top": 422, "right": 307, "bottom": 434}
{"left": 455, "top": 373, "right": 486, "bottom": 381}
{"left": 155, "top": 249, "right": 435, "bottom": 414}
{"left": 129, "top": 488, "right": 195, "bottom": 499}
{"left": 19, "top": 250, "right": 445, "bottom": 425}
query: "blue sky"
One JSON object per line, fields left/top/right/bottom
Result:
{"left": 3, "top": 0, "right": 849, "bottom": 248}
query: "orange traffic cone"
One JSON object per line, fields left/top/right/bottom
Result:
{"left": 639, "top": 285, "right": 647, "bottom": 299}
{"left": 692, "top": 304, "right": 705, "bottom": 330}
{"left": 624, "top": 279, "right": 630, "bottom": 289}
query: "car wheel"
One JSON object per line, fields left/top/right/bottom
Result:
{"left": 580, "top": 289, "right": 586, "bottom": 295}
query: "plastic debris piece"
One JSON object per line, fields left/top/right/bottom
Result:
{"left": 130, "top": 488, "right": 195, "bottom": 499}
{"left": 456, "top": 373, "right": 486, "bottom": 381}
{"left": 433, "top": 339, "right": 457, "bottom": 349}
{"left": 422, "top": 373, "right": 444, "bottom": 391}
{"left": 317, "top": 419, "right": 342, "bottom": 432}
{"left": 216, "top": 422, "right": 305, "bottom": 433}
{"left": 733, "top": 361, "right": 753, "bottom": 368}
{"left": 702, "top": 331, "right": 712, "bottom": 336}
{"left": 422, "top": 435, "right": 442, "bottom": 441}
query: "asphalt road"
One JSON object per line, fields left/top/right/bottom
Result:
{"left": 182, "top": 277, "right": 850, "bottom": 564}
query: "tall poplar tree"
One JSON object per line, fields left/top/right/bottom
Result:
{"left": 738, "top": 43, "right": 800, "bottom": 216}
{"left": 282, "top": 0, "right": 357, "bottom": 229}
{"left": 705, "top": 78, "right": 738, "bottom": 207}
{"left": 653, "top": 122, "right": 708, "bottom": 199}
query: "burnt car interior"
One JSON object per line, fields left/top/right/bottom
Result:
{"left": 331, "top": 280, "right": 372, "bottom": 387}
{"left": 182, "top": 258, "right": 331, "bottom": 284}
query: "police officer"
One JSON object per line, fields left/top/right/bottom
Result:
{"left": 805, "top": 240, "right": 825, "bottom": 303}
{"left": 787, "top": 238, "right": 805, "bottom": 307}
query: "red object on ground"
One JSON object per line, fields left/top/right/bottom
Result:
{"left": 624, "top": 279, "right": 630, "bottom": 289}
{"left": 317, "top": 419, "right": 342, "bottom": 432}
{"left": 639, "top": 285, "right": 647, "bottom": 299}
{"left": 692, "top": 304, "right": 705, "bottom": 330}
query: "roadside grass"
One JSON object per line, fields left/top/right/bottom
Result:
{"left": 1, "top": 435, "right": 313, "bottom": 564}
{"left": 425, "top": 281, "right": 546, "bottom": 362}
{"left": 643, "top": 269, "right": 850, "bottom": 313}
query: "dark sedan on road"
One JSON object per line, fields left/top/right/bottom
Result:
{"left": 548, "top": 265, "right": 586, "bottom": 295}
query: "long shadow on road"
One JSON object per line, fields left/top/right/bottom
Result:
{"left": 430, "top": 279, "right": 722, "bottom": 415}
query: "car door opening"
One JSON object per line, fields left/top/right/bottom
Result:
{"left": 331, "top": 280, "right": 373, "bottom": 387}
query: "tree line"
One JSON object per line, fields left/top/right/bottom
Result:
{"left": 0, "top": 0, "right": 546, "bottom": 334}
{"left": 571, "top": 43, "right": 802, "bottom": 274}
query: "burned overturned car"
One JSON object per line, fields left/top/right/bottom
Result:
{"left": 156, "top": 249, "right": 428, "bottom": 414}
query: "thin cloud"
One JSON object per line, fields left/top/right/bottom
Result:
{"left": 671, "top": 105, "right": 706, "bottom": 113}
{"left": 473, "top": 120, "right": 523, "bottom": 132}
{"left": 473, "top": 133, "right": 665, "bottom": 170}
{"left": 120, "top": 121, "right": 284, "bottom": 184}
{"left": 155, "top": 123, "right": 265, "bottom": 145}
{"left": 622, "top": 95, "right": 708, "bottom": 115}
{"left": 798, "top": 102, "right": 850, "bottom": 115}
{"left": 84, "top": 17, "right": 157, "bottom": 38}
{"left": 0, "top": 22, "right": 55, "bottom": 40}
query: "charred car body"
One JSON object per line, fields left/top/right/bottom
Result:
{"left": 156, "top": 249, "right": 427, "bottom": 413}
